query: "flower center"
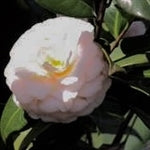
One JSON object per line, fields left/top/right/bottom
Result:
{"left": 45, "top": 56, "right": 65, "bottom": 69}
{"left": 42, "top": 51, "right": 75, "bottom": 79}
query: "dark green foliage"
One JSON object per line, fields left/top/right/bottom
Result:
{"left": 1, "top": 0, "right": 150, "bottom": 150}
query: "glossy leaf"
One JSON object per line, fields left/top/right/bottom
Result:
{"left": 107, "top": 77, "right": 150, "bottom": 113}
{"left": 91, "top": 111, "right": 123, "bottom": 134}
{"left": 91, "top": 110, "right": 142, "bottom": 141}
{"left": 0, "top": 96, "right": 27, "bottom": 142}
{"left": 129, "top": 88, "right": 150, "bottom": 118}
{"left": 35, "top": 0, "right": 93, "bottom": 17}
{"left": 143, "top": 69, "right": 150, "bottom": 78}
{"left": 115, "top": 54, "right": 149, "bottom": 67}
{"left": 112, "top": 67, "right": 150, "bottom": 96}
{"left": 110, "top": 47, "right": 125, "bottom": 61}
{"left": 109, "top": 78, "right": 150, "bottom": 130}
{"left": 14, "top": 129, "right": 31, "bottom": 150}
{"left": 131, "top": 78, "right": 150, "bottom": 96}
{"left": 104, "top": 2, "right": 128, "bottom": 38}
{"left": 132, "top": 108, "right": 150, "bottom": 129}
{"left": 125, "top": 117, "right": 150, "bottom": 150}
{"left": 91, "top": 97, "right": 127, "bottom": 134}
{"left": 146, "top": 51, "right": 150, "bottom": 62}
{"left": 19, "top": 121, "right": 51, "bottom": 150}
{"left": 116, "top": 0, "right": 150, "bottom": 21}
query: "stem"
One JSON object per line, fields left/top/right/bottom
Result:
{"left": 110, "top": 20, "right": 134, "bottom": 51}
{"left": 94, "top": 0, "right": 109, "bottom": 40}
{"left": 112, "top": 110, "right": 134, "bottom": 146}
{"left": 94, "top": 0, "right": 113, "bottom": 72}
{"left": 19, "top": 121, "right": 52, "bottom": 150}
{"left": 86, "top": 131, "right": 93, "bottom": 147}
{"left": 123, "top": 115, "right": 137, "bottom": 144}
{"left": 110, "top": 24, "right": 129, "bottom": 51}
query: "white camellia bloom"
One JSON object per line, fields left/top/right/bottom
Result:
{"left": 4, "top": 17, "right": 111, "bottom": 123}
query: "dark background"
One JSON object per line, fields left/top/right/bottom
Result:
{"left": 0, "top": 0, "right": 51, "bottom": 116}
{"left": 1, "top": 0, "right": 30, "bottom": 107}
{"left": 0, "top": 0, "right": 54, "bottom": 111}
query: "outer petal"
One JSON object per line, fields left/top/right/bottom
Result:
{"left": 4, "top": 17, "right": 111, "bottom": 123}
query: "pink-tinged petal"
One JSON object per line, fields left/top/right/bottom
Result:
{"left": 71, "top": 98, "right": 89, "bottom": 112}
{"left": 4, "top": 17, "right": 111, "bottom": 123}
{"left": 74, "top": 31, "right": 106, "bottom": 81}
{"left": 78, "top": 76, "right": 104, "bottom": 98}
{"left": 38, "top": 97, "right": 60, "bottom": 113}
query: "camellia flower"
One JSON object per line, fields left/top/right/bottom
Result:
{"left": 4, "top": 17, "right": 111, "bottom": 123}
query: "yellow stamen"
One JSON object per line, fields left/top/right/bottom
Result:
{"left": 53, "top": 62, "right": 75, "bottom": 78}
{"left": 34, "top": 53, "right": 76, "bottom": 82}
{"left": 45, "top": 56, "right": 65, "bottom": 68}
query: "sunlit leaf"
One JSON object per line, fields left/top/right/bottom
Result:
{"left": 131, "top": 78, "right": 150, "bottom": 96}
{"left": 146, "top": 51, "right": 150, "bottom": 62}
{"left": 92, "top": 109, "right": 142, "bottom": 141}
{"left": 132, "top": 108, "right": 150, "bottom": 129}
{"left": 104, "top": 2, "right": 128, "bottom": 38}
{"left": 127, "top": 127, "right": 143, "bottom": 142}
{"left": 125, "top": 117, "right": 150, "bottom": 150}
{"left": 116, "top": 0, "right": 150, "bottom": 21}
{"left": 92, "top": 111, "right": 123, "bottom": 134}
{"left": 14, "top": 129, "right": 31, "bottom": 150}
{"left": 35, "top": 0, "right": 93, "bottom": 17}
{"left": 115, "top": 54, "right": 149, "bottom": 67}
{"left": 19, "top": 121, "right": 51, "bottom": 150}
{"left": 143, "top": 69, "right": 150, "bottom": 78}
{"left": 0, "top": 96, "right": 27, "bottom": 142}
{"left": 131, "top": 85, "right": 150, "bottom": 96}
{"left": 110, "top": 47, "right": 125, "bottom": 61}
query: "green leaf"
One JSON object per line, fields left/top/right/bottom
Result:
{"left": 14, "top": 129, "right": 31, "bottom": 150}
{"left": 115, "top": 54, "right": 149, "bottom": 67}
{"left": 132, "top": 108, "right": 150, "bottom": 129}
{"left": 116, "top": 0, "right": 150, "bottom": 21}
{"left": 131, "top": 78, "right": 150, "bottom": 96}
{"left": 110, "top": 47, "right": 125, "bottom": 61}
{"left": 125, "top": 117, "right": 150, "bottom": 150}
{"left": 91, "top": 97, "right": 128, "bottom": 133}
{"left": 19, "top": 121, "right": 51, "bottom": 150}
{"left": 92, "top": 111, "right": 123, "bottom": 134}
{"left": 146, "top": 51, "right": 150, "bottom": 62}
{"left": 104, "top": 2, "right": 128, "bottom": 38}
{"left": 108, "top": 77, "right": 150, "bottom": 110}
{"left": 0, "top": 96, "right": 27, "bottom": 142}
{"left": 143, "top": 69, "right": 150, "bottom": 78}
{"left": 35, "top": 0, "right": 93, "bottom": 18}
